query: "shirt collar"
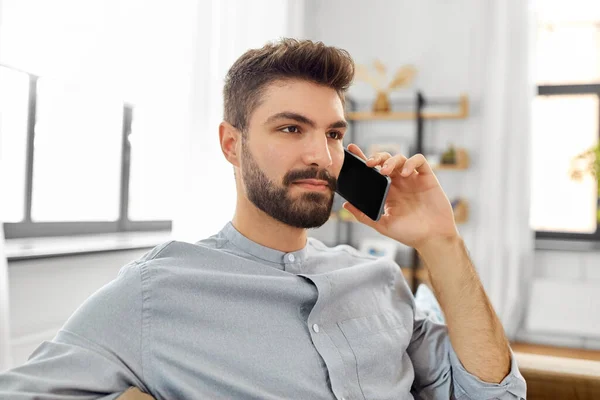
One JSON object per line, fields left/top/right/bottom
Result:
{"left": 220, "top": 221, "right": 309, "bottom": 268}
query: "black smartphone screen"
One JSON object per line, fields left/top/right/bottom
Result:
{"left": 335, "top": 148, "right": 391, "bottom": 221}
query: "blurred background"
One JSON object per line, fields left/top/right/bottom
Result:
{"left": 1, "top": 0, "right": 599, "bottom": 395}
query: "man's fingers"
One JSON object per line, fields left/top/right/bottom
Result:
{"left": 346, "top": 145, "right": 430, "bottom": 178}
{"left": 399, "top": 153, "right": 432, "bottom": 177}
{"left": 347, "top": 143, "right": 368, "bottom": 161}
{"left": 366, "top": 152, "right": 393, "bottom": 168}
{"left": 379, "top": 154, "right": 408, "bottom": 175}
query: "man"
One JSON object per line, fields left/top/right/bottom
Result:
{"left": 0, "top": 38, "right": 526, "bottom": 399}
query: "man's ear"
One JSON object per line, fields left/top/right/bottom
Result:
{"left": 219, "top": 121, "right": 241, "bottom": 168}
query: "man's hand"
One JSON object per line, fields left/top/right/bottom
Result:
{"left": 341, "top": 143, "right": 459, "bottom": 251}
{"left": 342, "top": 143, "right": 512, "bottom": 384}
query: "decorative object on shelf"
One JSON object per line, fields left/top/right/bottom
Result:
{"left": 441, "top": 144, "right": 457, "bottom": 164}
{"left": 354, "top": 60, "right": 417, "bottom": 112}
{"left": 432, "top": 145, "right": 469, "bottom": 170}
{"left": 569, "top": 144, "right": 600, "bottom": 222}
{"left": 358, "top": 238, "right": 398, "bottom": 260}
{"left": 451, "top": 198, "right": 469, "bottom": 224}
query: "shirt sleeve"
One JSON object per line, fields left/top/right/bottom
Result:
{"left": 0, "top": 261, "right": 150, "bottom": 400}
{"left": 407, "top": 307, "right": 527, "bottom": 399}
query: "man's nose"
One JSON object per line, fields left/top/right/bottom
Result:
{"left": 302, "top": 134, "right": 333, "bottom": 168}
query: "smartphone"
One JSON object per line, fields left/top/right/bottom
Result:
{"left": 335, "top": 148, "right": 391, "bottom": 221}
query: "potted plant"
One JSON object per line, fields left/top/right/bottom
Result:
{"left": 570, "top": 144, "right": 600, "bottom": 222}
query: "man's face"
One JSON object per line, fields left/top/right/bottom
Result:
{"left": 239, "top": 79, "right": 347, "bottom": 229}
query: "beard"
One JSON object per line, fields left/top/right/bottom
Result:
{"left": 240, "top": 140, "right": 337, "bottom": 229}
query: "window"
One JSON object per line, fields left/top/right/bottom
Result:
{"left": 0, "top": 65, "right": 172, "bottom": 238}
{"left": 0, "top": 0, "right": 193, "bottom": 238}
{"left": 32, "top": 78, "right": 124, "bottom": 222}
{"left": 531, "top": 1, "right": 600, "bottom": 240}
{"left": 0, "top": 67, "right": 29, "bottom": 223}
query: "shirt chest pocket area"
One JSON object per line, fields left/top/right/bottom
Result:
{"left": 337, "top": 311, "right": 412, "bottom": 398}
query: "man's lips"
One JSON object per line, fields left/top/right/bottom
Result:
{"left": 293, "top": 179, "right": 331, "bottom": 191}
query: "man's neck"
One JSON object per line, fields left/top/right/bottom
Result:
{"left": 231, "top": 198, "right": 308, "bottom": 253}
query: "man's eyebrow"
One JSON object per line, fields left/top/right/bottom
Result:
{"left": 328, "top": 120, "right": 348, "bottom": 129}
{"left": 265, "top": 112, "right": 348, "bottom": 130}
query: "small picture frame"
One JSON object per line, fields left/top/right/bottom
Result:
{"left": 358, "top": 238, "right": 398, "bottom": 261}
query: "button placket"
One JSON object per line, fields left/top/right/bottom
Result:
{"left": 299, "top": 274, "right": 348, "bottom": 400}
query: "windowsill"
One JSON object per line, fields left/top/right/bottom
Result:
{"left": 6, "top": 230, "right": 173, "bottom": 262}
{"left": 7, "top": 235, "right": 598, "bottom": 259}
{"left": 535, "top": 238, "right": 600, "bottom": 252}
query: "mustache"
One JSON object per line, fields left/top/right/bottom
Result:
{"left": 283, "top": 168, "right": 337, "bottom": 191}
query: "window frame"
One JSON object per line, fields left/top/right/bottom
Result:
{"left": 534, "top": 83, "right": 600, "bottom": 242}
{"left": 1, "top": 65, "right": 172, "bottom": 239}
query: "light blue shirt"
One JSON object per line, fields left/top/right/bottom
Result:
{"left": 0, "top": 222, "right": 526, "bottom": 399}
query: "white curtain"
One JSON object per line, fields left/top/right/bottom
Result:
{"left": 468, "top": 0, "right": 536, "bottom": 338}
{"left": 172, "top": 0, "right": 305, "bottom": 242}
{"left": 0, "top": 227, "right": 10, "bottom": 372}
{"left": 0, "top": 0, "right": 13, "bottom": 371}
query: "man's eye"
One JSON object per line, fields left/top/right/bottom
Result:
{"left": 281, "top": 126, "right": 300, "bottom": 134}
{"left": 327, "top": 131, "right": 344, "bottom": 140}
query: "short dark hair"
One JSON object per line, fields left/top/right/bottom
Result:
{"left": 223, "top": 38, "right": 355, "bottom": 134}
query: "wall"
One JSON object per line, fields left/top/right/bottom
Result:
{"left": 305, "top": 0, "right": 600, "bottom": 348}
{"left": 306, "top": 0, "right": 476, "bottom": 265}
{"left": 6, "top": 249, "right": 148, "bottom": 369}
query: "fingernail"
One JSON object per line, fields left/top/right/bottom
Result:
{"left": 367, "top": 157, "right": 374, "bottom": 162}
{"left": 402, "top": 168, "right": 409, "bottom": 175}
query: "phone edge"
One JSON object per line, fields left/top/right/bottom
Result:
{"left": 374, "top": 176, "right": 392, "bottom": 222}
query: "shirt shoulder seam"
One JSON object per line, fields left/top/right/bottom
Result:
{"left": 137, "top": 259, "right": 152, "bottom": 389}
{"left": 144, "top": 240, "right": 177, "bottom": 261}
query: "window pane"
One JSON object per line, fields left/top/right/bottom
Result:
{"left": 128, "top": 107, "right": 175, "bottom": 221}
{"left": 530, "top": 95, "right": 599, "bottom": 233}
{"left": 31, "top": 78, "right": 123, "bottom": 221}
{"left": 0, "top": 67, "right": 29, "bottom": 222}
{"left": 537, "top": 0, "right": 600, "bottom": 23}
{"left": 536, "top": 23, "right": 600, "bottom": 84}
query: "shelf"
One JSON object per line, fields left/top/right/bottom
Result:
{"left": 329, "top": 199, "right": 469, "bottom": 225}
{"left": 430, "top": 148, "right": 470, "bottom": 170}
{"left": 347, "top": 94, "right": 469, "bottom": 121}
{"left": 433, "top": 164, "right": 468, "bottom": 171}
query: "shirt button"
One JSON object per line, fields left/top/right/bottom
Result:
{"left": 287, "top": 254, "right": 295, "bottom": 262}
{"left": 312, "top": 323, "right": 320, "bottom": 333}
